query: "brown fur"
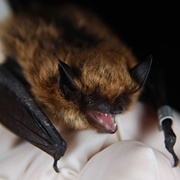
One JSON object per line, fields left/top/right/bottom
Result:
{"left": 0, "top": 4, "right": 141, "bottom": 131}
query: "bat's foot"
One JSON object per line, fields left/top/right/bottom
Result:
{"left": 158, "top": 105, "right": 179, "bottom": 167}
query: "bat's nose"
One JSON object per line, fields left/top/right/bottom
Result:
{"left": 98, "top": 102, "right": 124, "bottom": 114}
{"left": 111, "top": 107, "right": 123, "bottom": 114}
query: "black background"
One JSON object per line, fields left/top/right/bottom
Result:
{"left": 7, "top": 0, "right": 180, "bottom": 111}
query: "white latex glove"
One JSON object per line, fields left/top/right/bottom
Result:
{"left": 0, "top": 102, "right": 180, "bottom": 180}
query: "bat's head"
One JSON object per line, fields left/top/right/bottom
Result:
{"left": 56, "top": 52, "right": 152, "bottom": 133}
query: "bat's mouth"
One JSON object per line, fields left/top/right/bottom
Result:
{"left": 88, "top": 111, "right": 117, "bottom": 133}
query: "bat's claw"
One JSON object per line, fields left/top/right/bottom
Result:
{"left": 53, "top": 159, "right": 60, "bottom": 173}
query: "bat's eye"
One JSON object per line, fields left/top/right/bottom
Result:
{"left": 84, "top": 96, "right": 96, "bottom": 106}
{"left": 88, "top": 100, "right": 95, "bottom": 104}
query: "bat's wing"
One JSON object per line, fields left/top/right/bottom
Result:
{"left": 140, "top": 60, "right": 179, "bottom": 167}
{"left": 0, "top": 59, "right": 66, "bottom": 172}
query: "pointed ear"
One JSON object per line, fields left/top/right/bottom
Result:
{"left": 57, "top": 59, "right": 81, "bottom": 102}
{"left": 130, "top": 55, "right": 153, "bottom": 88}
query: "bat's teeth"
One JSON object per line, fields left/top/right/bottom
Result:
{"left": 101, "top": 113, "right": 108, "bottom": 116}
{"left": 100, "top": 119, "right": 104, "bottom": 124}
{"left": 113, "top": 122, "right": 117, "bottom": 128}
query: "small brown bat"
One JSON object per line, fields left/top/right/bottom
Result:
{"left": 0, "top": 3, "right": 152, "bottom": 171}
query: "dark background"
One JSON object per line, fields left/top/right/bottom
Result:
{"left": 7, "top": 0, "right": 180, "bottom": 111}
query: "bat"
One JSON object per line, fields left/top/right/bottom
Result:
{"left": 0, "top": 3, "right": 152, "bottom": 172}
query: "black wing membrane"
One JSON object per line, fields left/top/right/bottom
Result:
{"left": 0, "top": 60, "right": 66, "bottom": 172}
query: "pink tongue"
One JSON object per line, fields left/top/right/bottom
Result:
{"left": 96, "top": 113, "right": 117, "bottom": 133}
{"left": 88, "top": 111, "right": 117, "bottom": 133}
{"left": 99, "top": 114, "right": 113, "bottom": 126}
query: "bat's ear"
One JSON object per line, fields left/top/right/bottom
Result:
{"left": 57, "top": 59, "right": 81, "bottom": 102}
{"left": 130, "top": 55, "right": 153, "bottom": 88}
